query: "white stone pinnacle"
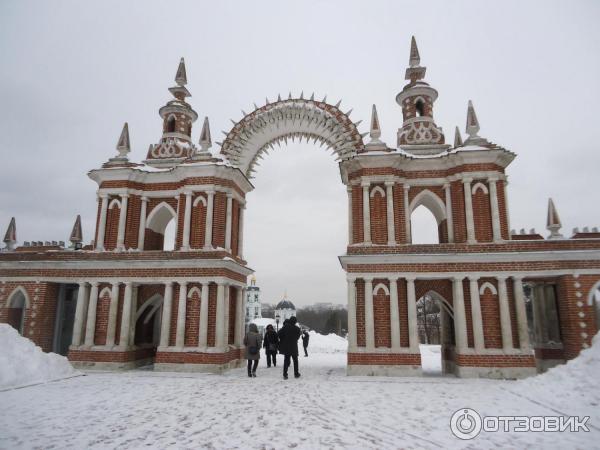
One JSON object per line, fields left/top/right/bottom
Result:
{"left": 116, "top": 122, "right": 130, "bottom": 158}
{"left": 547, "top": 198, "right": 563, "bottom": 239}
{"left": 3, "top": 217, "right": 17, "bottom": 250}
{"left": 466, "top": 100, "right": 480, "bottom": 138}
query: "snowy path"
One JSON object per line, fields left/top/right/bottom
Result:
{"left": 0, "top": 351, "right": 598, "bottom": 449}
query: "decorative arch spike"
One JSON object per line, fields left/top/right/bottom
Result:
{"left": 241, "top": 110, "right": 247, "bottom": 116}
{"left": 288, "top": 92, "right": 292, "bottom": 99}
{"left": 322, "top": 95, "right": 327, "bottom": 103}
{"left": 335, "top": 99, "right": 342, "bottom": 108}
{"left": 466, "top": 100, "right": 480, "bottom": 138}
{"left": 454, "top": 126, "right": 463, "bottom": 147}
{"left": 69, "top": 215, "right": 83, "bottom": 246}
{"left": 3, "top": 217, "right": 16, "bottom": 250}
{"left": 116, "top": 122, "right": 130, "bottom": 158}
{"left": 300, "top": 91, "right": 304, "bottom": 99}
{"left": 175, "top": 57, "right": 187, "bottom": 86}
{"left": 310, "top": 93, "right": 314, "bottom": 101}
{"left": 345, "top": 108, "right": 353, "bottom": 117}
{"left": 409, "top": 36, "right": 420, "bottom": 68}
{"left": 278, "top": 94, "right": 282, "bottom": 102}
{"left": 265, "top": 97, "right": 270, "bottom": 105}
{"left": 253, "top": 102, "right": 259, "bottom": 110}
{"left": 199, "top": 117, "right": 212, "bottom": 151}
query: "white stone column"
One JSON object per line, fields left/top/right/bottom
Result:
{"left": 362, "top": 182, "right": 371, "bottom": 244}
{"left": 215, "top": 283, "right": 226, "bottom": 349}
{"left": 444, "top": 183, "right": 454, "bottom": 243}
{"left": 223, "top": 284, "right": 231, "bottom": 346}
{"left": 225, "top": 194, "right": 233, "bottom": 252}
{"left": 488, "top": 178, "right": 502, "bottom": 242}
{"left": 452, "top": 277, "right": 468, "bottom": 351}
{"left": 347, "top": 277, "right": 357, "bottom": 349}
{"left": 403, "top": 184, "right": 412, "bottom": 243}
{"left": 238, "top": 204, "right": 245, "bottom": 258}
{"left": 385, "top": 181, "right": 396, "bottom": 245}
{"left": 175, "top": 281, "right": 188, "bottom": 348}
{"left": 71, "top": 282, "right": 88, "bottom": 347}
{"left": 234, "top": 287, "right": 244, "bottom": 346}
{"left": 389, "top": 278, "right": 401, "bottom": 349}
{"left": 116, "top": 194, "right": 129, "bottom": 251}
{"left": 347, "top": 186, "right": 353, "bottom": 244}
{"left": 463, "top": 178, "right": 476, "bottom": 243}
{"left": 106, "top": 282, "right": 120, "bottom": 346}
{"left": 181, "top": 191, "right": 193, "bottom": 250}
{"left": 118, "top": 282, "right": 134, "bottom": 348}
{"left": 204, "top": 190, "right": 215, "bottom": 250}
{"left": 198, "top": 283, "right": 209, "bottom": 348}
{"left": 173, "top": 195, "right": 180, "bottom": 247}
{"left": 497, "top": 276, "right": 514, "bottom": 350}
{"left": 137, "top": 196, "right": 148, "bottom": 251}
{"left": 504, "top": 179, "right": 511, "bottom": 240}
{"left": 84, "top": 282, "right": 99, "bottom": 347}
{"left": 364, "top": 278, "right": 374, "bottom": 349}
{"left": 513, "top": 277, "right": 531, "bottom": 351}
{"left": 406, "top": 277, "right": 419, "bottom": 350}
{"left": 96, "top": 195, "right": 109, "bottom": 251}
{"left": 468, "top": 277, "right": 485, "bottom": 351}
{"left": 129, "top": 285, "right": 138, "bottom": 346}
{"left": 159, "top": 282, "right": 173, "bottom": 348}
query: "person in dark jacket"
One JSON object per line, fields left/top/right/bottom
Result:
{"left": 277, "top": 316, "right": 302, "bottom": 380}
{"left": 263, "top": 324, "right": 279, "bottom": 367}
{"left": 301, "top": 329, "right": 310, "bottom": 357}
{"left": 243, "top": 323, "right": 262, "bottom": 378}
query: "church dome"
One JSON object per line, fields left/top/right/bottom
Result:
{"left": 276, "top": 299, "right": 296, "bottom": 310}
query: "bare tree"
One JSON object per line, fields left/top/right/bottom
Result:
{"left": 416, "top": 294, "right": 441, "bottom": 344}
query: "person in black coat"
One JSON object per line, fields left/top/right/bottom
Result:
{"left": 263, "top": 324, "right": 279, "bottom": 367}
{"left": 277, "top": 316, "right": 302, "bottom": 380}
{"left": 301, "top": 329, "right": 310, "bottom": 357}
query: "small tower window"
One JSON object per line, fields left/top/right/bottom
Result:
{"left": 166, "top": 116, "right": 176, "bottom": 133}
{"left": 415, "top": 99, "right": 425, "bottom": 117}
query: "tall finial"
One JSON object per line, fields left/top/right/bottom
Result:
{"left": 116, "top": 122, "right": 130, "bottom": 158}
{"left": 199, "top": 117, "right": 212, "bottom": 151}
{"left": 466, "top": 100, "right": 480, "bottom": 139}
{"left": 3, "top": 217, "right": 17, "bottom": 251}
{"left": 370, "top": 104, "right": 381, "bottom": 141}
{"left": 409, "top": 36, "right": 420, "bottom": 68}
{"left": 454, "top": 126, "right": 463, "bottom": 148}
{"left": 405, "top": 36, "right": 426, "bottom": 82}
{"left": 70, "top": 215, "right": 83, "bottom": 248}
{"left": 175, "top": 57, "right": 187, "bottom": 86}
{"left": 546, "top": 198, "right": 563, "bottom": 239}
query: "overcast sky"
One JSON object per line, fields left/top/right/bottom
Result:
{"left": 1, "top": 1, "right": 599, "bottom": 307}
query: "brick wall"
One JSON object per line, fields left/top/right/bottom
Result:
{"left": 370, "top": 185, "right": 388, "bottom": 244}
{"left": 228, "top": 285, "right": 237, "bottom": 344}
{"left": 104, "top": 201, "right": 120, "bottom": 250}
{"left": 207, "top": 283, "right": 216, "bottom": 347}
{"left": 355, "top": 279, "right": 366, "bottom": 347}
{"left": 94, "top": 285, "right": 111, "bottom": 346}
{"left": 373, "top": 279, "right": 391, "bottom": 347}
{"left": 393, "top": 184, "right": 407, "bottom": 243}
{"left": 190, "top": 195, "right": 207, "bottom": 249}
{"left": 185, "top": 284, "right": 201, "bottom": 346}
{"left": 212, "top": 192, "right": 226, "bottom": 248}
{"left": 479, "top": 278, "right": 502, "bottom": 349}
{"left": 472, "top": 181, "right": 493, "bottom": 242}
{"left": 231, "top": 200, "right": 240, "bottom": 256}
{"left": 397, "top": 279, "right": 409, "bottom": 347}
{"left": 352, "top": 185, "right": 363, "bottom": 244}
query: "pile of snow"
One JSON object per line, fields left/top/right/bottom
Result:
{"left": 419, "top": 344, "right": 442, "bottom": 374}
{"left": 306, "top": 330, "right": 347, "bottom": 354}
{"left": 0, "top": 324, "right": 79, "bottom": 390}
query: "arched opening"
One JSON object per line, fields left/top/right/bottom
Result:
{"left": 415, "top": 99, "right": 425, "bottom": 117}
{"left": 416, "top": 290, "right": 454, "bottom": 376}
{"left": 166, "top": 115, "right": 176, "bottom": 133}
{"left": 6, "top": 287, "right": 28, "bottom": 334}
{"left": 134, "top": 293, "right": 163, "bottom": 349}
{"left": 144, "top": 202, "right": 177, "bottom": 251}
{"left": 409, "top": 190, "right": 447, "bottom": 244}
{"left": 588, "top": 282, "right": 600, "bottom": 332}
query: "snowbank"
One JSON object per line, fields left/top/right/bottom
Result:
{"left": 306, "top": 330, "right": 347, "bottom": 354}
{"left": 0, "top": 324, "right": 79, "bottom": 390}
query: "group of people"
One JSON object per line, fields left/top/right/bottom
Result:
{"left": 243, "top": 316, "right": 310, "bottom": 380}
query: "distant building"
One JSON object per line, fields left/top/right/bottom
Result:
{"left": 245, "top": 276, "right": 262, "bottom": 324}
{"left": 274, "top": 293, "right": 296, "bottom": 325}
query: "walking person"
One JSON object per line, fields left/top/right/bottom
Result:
{"left": 243, "top": 323, "right": 262, "bottom": 378}
{"left": 302, "top": 329, "right": 310, "bottom": 357}
{"left": 263, "top": 324, "right": 279, "bottom": 367}
{"left": 277, "top": 316, "right": 302, "bottom": 380}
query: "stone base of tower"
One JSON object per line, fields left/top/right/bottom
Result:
{"left": 452, "top": 353, "right": 537, "bottom": 379}
{"left": 68, "top": 347, "right": 156, "bottom": 370}
{"left": 154, "top": 347, "right": 243, "bottom": 374}
{"left": 347, "top": 351, "right": 422, "bottom": 377}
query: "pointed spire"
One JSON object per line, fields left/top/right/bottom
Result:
{"left": 409, "top": 36, "right": 420, "bottom": 68}
{"left": 175, "top": 57, "right": 187, "bottom": 86}
{"left": 370, "top": 104, "right": 381, "bottom": 140}
{"left": 466, "top": 100, "right": 480, "bottom": 138}
{"left": 3, "top": 217, "right": 16, "bottom": 251}
{"left": 70, "top": 215, "right": 83, "bottom": 247}
{"left": 454, "top": 126, "right": 463, "bottom": 148}
{"left": 405, "top": 36, "right": 426, "bottom": 82}
{"left": 116, "top": 122, "right": 130, "bottom": 158}
{"left": 546, "top": 198, "right": 563, "bottom": 239}
{"left": 199, "top": 117, "right": 212, "bottom": 151}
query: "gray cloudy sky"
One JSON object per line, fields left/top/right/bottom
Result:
{"left": 1, "top": 1, "right": 599, "bottom": 307}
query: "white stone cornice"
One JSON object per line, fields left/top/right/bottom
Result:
{"left": 97, "top": 184, "right": 246, "bottom": 205}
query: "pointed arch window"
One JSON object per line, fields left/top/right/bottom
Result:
{"left": 415, "top": 99, "right": 425, "bottom": 117}
{"left": 166, "top": 116, "right": 176, "bottom": 133}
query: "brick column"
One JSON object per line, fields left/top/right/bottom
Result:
{"left": 225, "top": 194, "right": 233, "bottom": 252}
{"left": 452, "top": 277, "right": 468, "bottom": 351}
{"left": 71, "top": 282, "right": 88, "bottom": 347}
{"left": 204, "top": 190, "right": 215, "bottom": 250}
{"left": 116, "top": 194, "right": 129, "bottom": 251}
{"left": 385, "top": 181, "right": 396, "bottom": 245}
{"left": 406, "top": 277, "right": 419, "bottom": 350}
{"left": 215, "top": 283, "right": 226, "bottom": 349}
{"left": 128, "top": 285, "right": 138, "bottom": 347}
{"left": 462, "top": 178, "right": 475, "bottom": 243}
{"left": 84, "top": 282, "right": 99, "bottom": 347}
{"left": 347, "top": 186, "right": 353, "bottom": 244}
{"left": 347, "top": 277, "right": 357, "bottom": 349}
{"left": 444, "top": 183, "right": 454, "bottom": 243}
{"left": 362, "top": 182, "right": 371, "bottom": 243}
{"left": 497, "top": 276, "right": 514, "bottom": 350}
{"left": 106, "top": 282, "right": 120, "bottom": 346}
{"left": 513, "top": 277, "right": 531, "bottom": 351}
{"left": 175, "top": 281, "right": 188, "bottom": 348}
{"left": 468, "top": 277, "right": 485, "bottom": 351}
{"left": 198, "top": 283, "right": 209, "bottom": 348}
{"left": 488, "top": 177, "right": 502, "bottom": 242}
{"left": 238, "top": 204, "right": 245, "bottom": 258}
{"left": 96, "top": 195, "right": 108, "bottom": 251}
{"left": 181, "top": 190, "right": 193, "bottom": 250}
{"left": 364, "top": 278, "right": 374, "bottom": 349}
{"left": 159, "top": 282, "right": 173, "bottom": 348}
{"left": 389, "top": 278, "right": 401, "bottom": 349}
{"left": 223, "top": 284, "right": 231, "bottom": 346}
{"left": 403, "top": 184, "right": 411, "bottom": 243}
{"left": 137, "top": 196, "right": 148, "bottom": 250}
{"left": 504, "top": 179, "right": 511, "bottom": 240}
{"left": 118, "top": 282, "right": 134, "bottom": 348}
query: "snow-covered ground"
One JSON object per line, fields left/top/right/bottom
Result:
{"left": 0, "top": 330, "right": 598, "bottom": 449}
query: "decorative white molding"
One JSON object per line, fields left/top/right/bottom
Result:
{"left": 192, "top": 195, "right": 207, "bottom": 207}
{"left": 369, "top": 186, "right": 386, "bottom": 198}
{"left": 108, "top": 198, "right": 121, "bottom": 210}
{"left": 479, "top": 281, "right": 498, "bottom": 296}
{"left": 372, "top": 282, "right": 390, "bottom": 296}
{"left": 98, "top": 286, "right": 112, "bottom": 298}
{"left": 187, "top": 286, "right": 202, "bottom": 299}
{"left": 146, "top": 201, "right": 177, "bottom": 233}
{"left": 6, "top": 286, "right": 30, "bottom": 308}
{"left": 409, "top": 189, "right": 446, "bottom": 224}
{"left": 471, "top": 182, "right": 489, "bottom": 195}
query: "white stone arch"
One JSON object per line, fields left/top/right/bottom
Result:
{"left": 587, "top": 280, "right": 600, "bottom": 306}
{"left": 370, "top": 186, "right": 386, "bottom": 198}
{"left": 413, "top": 95, "right": 427, "bottom": 116}
{"left": 409, "top": 189, "right": 446, "bottom": 225}
{"left": 187, "top": 286, "right": 202, "bottom": 299}
{"left": 98, "top": 286, "right": 112, "bottom": 299}
{"left": 220, "top": 98, "right": 364, "bottom": 178}
{"left": 136, "top": 293, "right": 163, "bottom": 324}
{"left": 146, "top": 201, "right": 177, "bottom": 234}
{"left": 108, "top": 198, "right": 121, "bottom": 210}
{"left": 479, "top": 281, "right": 498, "bottom": 296}
{"left": 6, "top": 286, "right": 30, "bottom": 309}
{"left": 424, "top": 290, "right": 454, "bottom": 319}
{"left": 372, "top": 283, "right": 390, "bottom": 296}
{"left": 166, "top": 114, "right": 177, "bottom": 133}
{"left": 471, "top": 182, "right": 489, "bottom": 195}
{"left": 193, "top": 195, "right": 207, "bottom": 208}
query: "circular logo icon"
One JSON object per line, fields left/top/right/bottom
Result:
{"left": 450, "top": 408, "right": 482, "bottom": 440}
